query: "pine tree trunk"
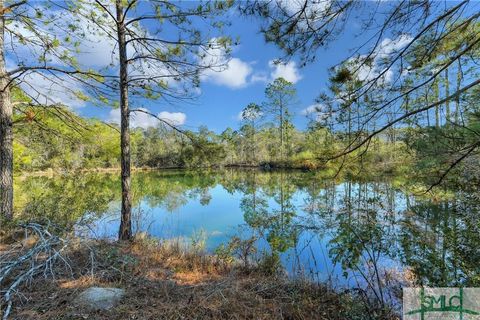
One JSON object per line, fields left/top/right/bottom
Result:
{"left": 455, "top": 59, "right": 462, "bottom": 124}
{"left": 445, "top": 68, "right": 450, "bottom": 123}
{"left": 116, "top": 1, "right": 132, "bottom": 240}
{"left": 279, "top": 104, "right": 284, "bottom": 163}
{"left": 0, "top": 0, "right": 13, "bottom": 221}
{"left": 434, "top": 80, "right": 440, "bottom": 128}
{"left": 252, "top": 120, "right": 256, "bottom": 164}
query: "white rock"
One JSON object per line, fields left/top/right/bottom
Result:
{"left": 76, "top": 287, "right": 125, "bottom": 310}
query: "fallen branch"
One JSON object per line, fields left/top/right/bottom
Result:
{"left": 0, "top": 222, "right": 72, "bottom": 320}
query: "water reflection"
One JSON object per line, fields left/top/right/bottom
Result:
{"left": 400, "top": 194, "right": 480, "bottom": 287}
{"left": 13, "top": 169, "right": 480, "bottom": 293}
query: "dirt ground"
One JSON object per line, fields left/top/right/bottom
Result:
{"left": 1, "top": 233, "right": 396, "bottom": 319}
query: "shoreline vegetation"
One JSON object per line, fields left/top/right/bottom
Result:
{"left": 16, "top": 164, "right": 319, "bottom": 178}
{"left": 0, "top": 224, "right": 397, "bottom": 320}
{"left": 12, "top": 104, "right": 412, "bottom": 179}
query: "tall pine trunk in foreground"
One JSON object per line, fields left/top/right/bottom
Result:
{"left": 0, "top": 0, "right": 13, "bottom": 221}
{"left": 74, "top": 0, "right": 233, "bottom": 240}
{"left": 116, "top": 0, "right": 132, "bottom": 240}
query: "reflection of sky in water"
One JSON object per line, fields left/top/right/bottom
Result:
{"left": 90, "top": 185, "right": 246, "bottom": 245}
{"left": 87, "top": 181, "right": 407, "bottom": 289}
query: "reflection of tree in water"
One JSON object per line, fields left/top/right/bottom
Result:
{"left": 240, "top": 171, "right": 269, "bottom": 229}
{"left": 267, "top": 172, "right": 299, "bottom": 252}
{"left": 326, "top": 181, "right": 400, "bottom": 306}
{"left": 240, "top": 171, "right": 299, "bottom": 254}
{"left": 15, "top": 173, "right": 119, "bottom": 227}
{"left": 15, "top": 170, "right": 220, "bottom": 225}
{"left": 307, "top": 180, "right": 480, "bottom": 301}
{"left": 187, "top": 188, "right": 212, "bottom": 207}
{"left": 400, "top": 193, "right": 480, "bottom": 286}
{"left": 134, "top": 171, "right": 217, "bottom": 211}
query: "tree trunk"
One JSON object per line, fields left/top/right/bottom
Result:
{"left": 251, "top": 120, "right": 256, "bottom": 164}
{"left": 279, "top": 103, "right": 284, "bottom": 163}
{"left": 434, "top": 80, "right": 440, "bottom": 128}
{"left": 445, "top": 68, "right": 450, "bottom": 124}
{"left": 0, "top": 0, "right": 13, "bottom": 221}
{"left": 116, "top": 1, "right": 132, "bottom": 240}
{"left": 455, "top": 59, "right": 462, "bottom": 124}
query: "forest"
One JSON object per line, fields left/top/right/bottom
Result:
{"left": 13, "top": 78, "right": 408, "bottom": 173}
{"left": 1, "top": 0, "right": 480, "bottom": 319}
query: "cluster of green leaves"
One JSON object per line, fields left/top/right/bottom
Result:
{"left": 13, "top": 105, "right": 120, "bottom": 171}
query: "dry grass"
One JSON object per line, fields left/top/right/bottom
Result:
{"left": 0, "top": 232, "right": 396, "bottom": 320}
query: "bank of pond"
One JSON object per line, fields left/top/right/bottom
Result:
{"left": 10, "top": 168, "right": 480, "bottom": 315}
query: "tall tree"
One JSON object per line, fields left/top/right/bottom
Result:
{"left": 264, "top": 77, "right": 296, "bottom": 163}
{"left": 71, "top": 0, "right": 233, "bottom": 239}
{"left": 240, "top": 102, "right": 261, "bottom": 164}
{"left": 0, "top": 0, "right": 12, "bottom": 219}
{"left": 114, "top": 0, "right": 133, "bottom": 239}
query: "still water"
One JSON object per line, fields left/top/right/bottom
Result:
{"left": 15, "top": 169, "right": 480, "bottom": 299}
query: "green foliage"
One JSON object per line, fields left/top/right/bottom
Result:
{"left": 190, "top": 228, "right": 207, "bottom": 254}
{"left": 257, "top": 252, "right": 283, "bottom": 276}
{"left": 15, "top": 173, "right": 118, "bottom": 227}
{"left": 13, "top": 106, "right": 120, "bottom": 171}
{"left": 12, "top": 104, "right": 417, "bottom": 177}
{"left": 215, "top": 235, "right": 258, "bottom": 268}
{"left": 214, "top": 243, "right": 235, "bottom": 266}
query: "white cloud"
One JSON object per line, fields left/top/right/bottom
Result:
{"left": 354, "top": 63, "right": 393, "bottom": 84}
{"left": 276, "top": 0, "right": 332, "bottom": 30}
{"left": 269, "top": 60, "right": 302, "bottom": 84}
{"left": 301, "top": 103, "right": 330, "bottom": 121}
{"left": 203, "top": 57, "right": 252, "bottom": 89}
{"left": 250, "top": 72, "right": 269, "bottom": 84}
{"left": 301, "top": 104, "right": 323, "bottom": 116}
{"left": 278, "top": 0, "right": 331, "bottom": 15}
{"left": 200, "top": 38, "right": 303, "bottom": 89}
{"left": 108, "top": 108, "right": 186, "bottom": 128}
{"left": 376, "top": 35, "right": 412, "bottom": 59}
{"left": 76, "top": 22, "right": 116, "bottom": 67}
{"left": 200, "top": 39, "right": 253, "bottom": 89}
{"left": 158, "top": 111, "right": 186, "bottom": 126}
{"left": 355, "top": 62, "right": 378, "bottom": 82}
{"left": 203, "top": 56, "right": 302, "bottom": 88}
{"left": 347, "top": 34, "right": 412, "bottom": 85}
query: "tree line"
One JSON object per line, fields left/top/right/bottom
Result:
{"left": 12, "top": 76, "right": 410, "bottom": 174}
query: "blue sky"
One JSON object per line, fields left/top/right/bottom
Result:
{"left": 8, "top": 1, "right": 415, "bottom": 133}
{"left": 76, "top": 5, "right": 367, "bottom": 133}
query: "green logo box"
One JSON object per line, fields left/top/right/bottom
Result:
{"left": 403, "top": 288, "right": 480, "bottom": 320}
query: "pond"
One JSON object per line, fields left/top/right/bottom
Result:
{"left": 14, "top": 169, "right": 480, "bottom": 303}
